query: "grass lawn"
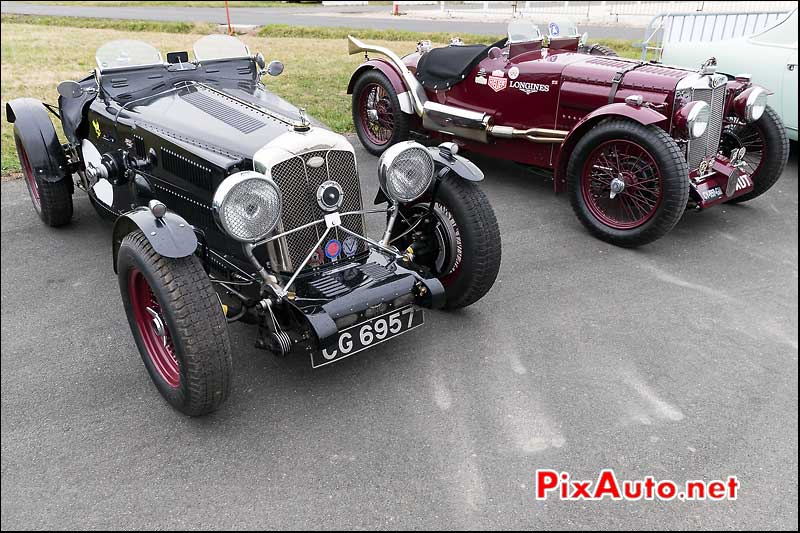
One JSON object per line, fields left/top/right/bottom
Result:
{"left": 0, "top": 16, "right": 638, "bottom": 176}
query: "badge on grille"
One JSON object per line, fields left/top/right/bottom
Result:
{"left": 307, "top": 156, "right": 325, "bottom": 168}
{"left": 325, "top": 239, "right": 341, "bottom": 260}
{"left": 317, "top": 180, "right": 344, "bottom": 212}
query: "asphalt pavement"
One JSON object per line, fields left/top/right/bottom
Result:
{"left": 1, "top": 140, "right": 797, "bottom": 529}
{"left": 0, "top": 2, "right": 645, "bottom": 40}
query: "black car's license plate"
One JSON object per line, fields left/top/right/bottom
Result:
{"left": 312, "top": 306, "right": 424, "bottom": 368}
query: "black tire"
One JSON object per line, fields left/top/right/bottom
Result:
{"left": 14, "top": 129, "right": 73, "bottom": 227}
{"left": 568, "top": 119, "right": 689, "bottom": 247}
{"left": 117, "top": 231, "right": 232, "bottom": 416}
{"left": 393, "top": 173, "right": 501, "bottom": 309}
{"left": 352, "top": 69, "right": 410, "bottom": 156}
{"left": 722, "top": 106, "right": 789, "bottom": 204}
{"left": 581, "top": 43, "right": 618, "bottom": 56}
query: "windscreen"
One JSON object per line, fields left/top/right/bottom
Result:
{"left": 193, "top": 35, "right": 250, "bottom": 61}
{"left": 546, "top": 21, "right": 579, "bottom": 38}
{"left": 507, "top": 21, "right": 542, "bottom": 44}
{"left": 95, "top": 40, "right": 163, "bottom": 72}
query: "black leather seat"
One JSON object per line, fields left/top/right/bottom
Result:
{"left": 415, "top": 44, "right": 489, "bottom": 90}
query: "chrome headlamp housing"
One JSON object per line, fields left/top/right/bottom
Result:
{"left": 687, "top": 101, "right": 710, "bottom": 139}
{"left": 733, "top": 86, "right": 768, "bottom": 123}
{"left": 744, "top": 87, "right": 768, "bottom": 122}
{"left": 377, "top": 141, "right": 435, "bottom": 203}
{"left": 212, "top": 170, "right": 282, "bottom": 242}
{"left": 673, "top": 100, "right": 710, "bottom": 140}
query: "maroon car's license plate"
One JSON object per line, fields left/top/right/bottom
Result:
{"left": 312, "top": 306, "right": 424, "bottom": 368}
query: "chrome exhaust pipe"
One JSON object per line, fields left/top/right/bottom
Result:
{"left": 487, "top": 125, "right": 567, "bottom": 144}
{"left": 422, "top": 101, "right": 491, "bottom": 143}
{"left": 423, "top": 101, "right": 568, "bottom": 144}
{"left": 347, "top": 35, "right": 427, "bottom": 116}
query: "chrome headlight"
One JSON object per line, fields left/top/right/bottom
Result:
{"left": 377, "top": 141, "right": 435, "bottom": 203}
{"left": 745, "top": 88, "right": 767, "bottom": 122}
{"left": 687, "top": 101, "right": 710, "bottom": 139}
{"left": 673, "top": 101, "right": 710, "bottom": 140}
{"left": 733, "top": 87, "right": 768, "bottom": 123}
{"left": 212, "top": 170, "right": 282, "bottom": 242}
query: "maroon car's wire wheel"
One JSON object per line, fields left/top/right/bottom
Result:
{"left": 721, "top": 123, "right": 766, "bottom": 178}
{"left": 128, "top": 268, "right": 180, "bottom": 388}
{"left": 358, "top": 83, "right": 395, "bottom": 145}
{"left": 581, "top": 139, "right": 663, "bottom": 230}
{"left": 16, "top": 139, "right": 40, "bottom": 209}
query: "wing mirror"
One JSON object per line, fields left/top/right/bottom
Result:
{"left": 256, "top": 55, "right": 284, "bottom": 77}
{"left": 266, "top": 60, "right": 284, "bottom": 77}
{"left": 57, "top": 80, "right": 84, "bottom": 98}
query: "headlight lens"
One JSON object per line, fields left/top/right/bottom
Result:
{"left": 378, "top": 141, "right": 435, "bottom": 203}
{"left": 212, "top": 170, "right": 282, "bottom": 242}
{"left": 687, "top": 101, "right": 710, "bottom": 139}
{"left": 745, "top": 88, "right": 767, "bottom": 122}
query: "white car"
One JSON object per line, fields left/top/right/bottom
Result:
{"left": 662, "top": 9, "right": 798, "bottom": 141}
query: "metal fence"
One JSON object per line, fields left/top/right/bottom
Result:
{"left": 438, "top": 1, "right": 799, "bottom": 21}
{"left": 640, "top": 8, "right": 795, "bottom": 61}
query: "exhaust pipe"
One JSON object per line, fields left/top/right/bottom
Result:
{"left": 349, "top": 35, "right": 568, "bottom": 144}
{"left": 487, "top": 125, "right": 567, "bottom": 144}
{"left": 347, "top": 35, "right": 426, "bottom": 116}
{"left": 423, "top": 102, "right": 567, "bottom": 144}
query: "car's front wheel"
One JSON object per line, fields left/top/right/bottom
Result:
{"left": 117, "top": 231, "right": 232, "bottom": 416}
{"left": 568, "top": 119, "right": 690, "bottom": 247}
{"left": 720, "top": 105, "right": 789, "bottom": 204}
{"left": 391, "top": 173, "right": 501, "bottom": 309}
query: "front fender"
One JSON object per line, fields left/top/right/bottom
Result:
{"left": 428, "top": 147, "right": 484, "bottom": 182}
{"left": 553, "top": 103, "right": 668, "bottom": 192}
{"left": 347, "top": 59, "right": 415, "bottom": 115}
{"left": 112, "top": 207, "right": 198, "bottom": 272}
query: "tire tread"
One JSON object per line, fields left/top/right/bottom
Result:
{"left": 118, "top": 231, "right": 232, "bottom": 416}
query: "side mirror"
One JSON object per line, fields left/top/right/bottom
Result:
{"left": 57, "top": 80, "right": 84, "bottom": 99}
{"left": 254, "top": 52, "right": 266, "bottom": 70}
{"left": 266, "top": 60, "right": 284, "bottom": 77}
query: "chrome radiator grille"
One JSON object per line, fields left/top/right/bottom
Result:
{"left": 267, "top": 150, "right": 365, "bottom": 272}
{"left": 686, "top": 82, "right": 726, "bottom": 170}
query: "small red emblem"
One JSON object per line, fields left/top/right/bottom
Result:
{"left": 487, "top": 75, "right": 507, "bottom": 92}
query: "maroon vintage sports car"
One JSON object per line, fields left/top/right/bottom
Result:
{"left": 347, "top": 21, "right": 790, "bottom": 246}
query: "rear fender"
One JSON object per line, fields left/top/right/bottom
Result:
{"left": 5, "top": 98, "right": 70, "bottom": 184}
{"left": 112, "top": 207, "right": 198, "bottom": 272}
{"left": 347, "top": 59, "right": 415, "bottom": 115}
{"left": 553, "top": 103, "right": 668, "bottom": 192}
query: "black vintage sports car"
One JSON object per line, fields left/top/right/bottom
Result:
{"left": 7, "top": 36, "right": 501, "bottom": 416}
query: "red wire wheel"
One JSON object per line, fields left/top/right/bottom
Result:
{"left": 580, "top": 139, "right": 663, "bottom": 230}
{"left": 357, "top": 82, "right": 396, "bottom": 146}
{"left": 16, "top": 138, "right": 41, "bottom": 210}
{"left": 720, "top": 122, "right": 766, "bottom": 178}
{"left": 127, "top": 268, "right": 180, "bottom": 389}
